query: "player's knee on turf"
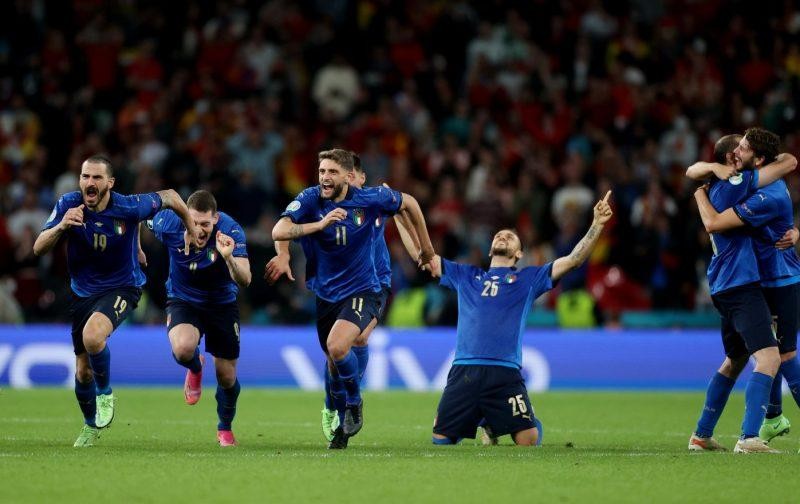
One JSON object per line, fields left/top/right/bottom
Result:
{"left": 82, "top": 314, "right": 112, "bottom": 353}
{"left": 431, "top": 434, "right": 459, "bottom": 445}
{"left": 753, "top": 346, "right": 781, "bottom": 376}
{"left": 512, "top": 427, "right": 539, "bottom": 446}
{"left": 780, "top": 350, "right": 797, "bottom": 363}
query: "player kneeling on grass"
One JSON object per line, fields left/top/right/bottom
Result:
{"left": 426, "top": 192, "right": 613, "bottom": 446}
{"left": 33, "top": 155, "right": 199, "bottom": 447}
{"left": 142, "top": 190, "right": 251, "bottom": 447}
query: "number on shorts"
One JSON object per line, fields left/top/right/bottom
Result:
{"left": 113, "top": 295, "right": 128, "bottom": 318}
{"left": 508, "top": 394, "right": 528, "bottom": 416}
{"left": 481, "top": 280, "right": 499, "bottom": 297}
{"left": 351, "top": 297, "right": 364, "bottom": 312}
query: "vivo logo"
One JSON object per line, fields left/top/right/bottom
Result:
{"left": 279, "top": 328, "right": 551, "bottom": 392}
{"left": 0, "top": 343, "right": 75, "bottom": 388}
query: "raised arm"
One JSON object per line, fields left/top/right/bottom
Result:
{"left": 756, "top": 153, "right": 797, "bottom": 188}
{"left": 693, "top": 187, "right": 744, "bottom": 233}
{"left": 686, "top": 162, "right": 737, "bottom": 181}
{"left": 551, "top": 191, "right": 613, "bottom": 281}
{"left": 33, "top": 204, "right": 85, "bottom": 256}
{"left": 264, "top": 239, "right": 295, "bottom": 284}
{"left": 394, "top": 209, "right": 422, "bottom": 261}
{"left": 398, "top": 193, "right": 435, "bottom": 264}
{"left": 157, "top": 189, "right": 199, "bottom": 253}
{"left": 271, "top": 208, "right": 347, "bottom": 241}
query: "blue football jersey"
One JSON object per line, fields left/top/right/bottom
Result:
{"left": 148, "top": 210, "right": 248, "bottom": 305}
{"left": 281, "top": 184, "right": 402, "bottom": 302}
{"left": 440, "top": 259, "right": 554, "bottom": 369}
{"left": 734, "top": 179, "right": 800, "bottom": 288}
{"left": 43, "top": 191, "right": 162, "bottom": 296}
{"left": 706, "top": 170, "right": 761, "bottom": 295}
{"left": 300, "top": 196, "right": 392, "bottom": 290}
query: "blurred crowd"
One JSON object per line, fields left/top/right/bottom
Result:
{"left": 3, "top": 0, "right": 800, "bottom": 326}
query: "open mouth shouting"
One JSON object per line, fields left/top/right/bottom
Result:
{"left": 84, "top": 186, "right": 99, "bottom": 204}
{"left": 321, "top": 181, "right": 335, "bottom": 198}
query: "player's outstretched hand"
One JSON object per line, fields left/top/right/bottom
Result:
{"left": 712, "top": 163, "right": 737, "bottom": 180}
{"left": 59, "top": 204, "right": 85, "bottom": 230}
{"left": 320, "top": 208, "right": 347, "bottom": 229}
{"left": 215, "top": 230, "right": 235, "bottom": 258}
{"left": 592, "top": 191, "right": 613, "bottom": 225}
{"left": 264, "top": 254, "right": 295, "bottom": 284}
{"left": 775, "top": 227, "right": 800, "bottom": 250}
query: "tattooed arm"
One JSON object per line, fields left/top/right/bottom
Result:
{"left": 271, "top": 208, "right": 347, "bottom": 241}
{"left": 551, "top": 191, "right": 613, "bottom": 281}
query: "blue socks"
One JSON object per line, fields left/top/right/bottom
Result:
{"left": 779, "top": 357, "right": 800, "bottom": 409}
{"left": 74, "top": 377, "right": 97, "bottom": 427}
{"left": 695, "top": 372, "right": 736, "bottom": 438}
{"left": 432, "top": 436, "right": 459, "bottom": 445}
{"left": 352, "top": 345, "right": 369, "bottom": 384}
{"left": 534, "top": 418, "right": 544, "bottom": 446}
{"left": 334, "top": 351, "right": 361, "bottom": 406}
{"left": 216, "top": 379, "right": 241, "bottom": 431}
{"left": 741, "top": 371, "right": 773, "bottom": 438}
{"left": 766, "top": 370, "right": 784, "bottom": 419}
{"left": 173, "top": 347, "right": 202, "bottom": 374}
{"left": 89, "top": 346, "right": 112, "bottom": 395}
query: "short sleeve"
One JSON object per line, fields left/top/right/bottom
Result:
{"left": 146, "top": 209, "right": 181, "bottom": 242}
{"left": 370, "top": 186, "right": 403, "bottom": 216}
{"left": 281, "top": 189, "right": 318, "bottom": 223}
{"left": 734, "top": 190, "right": 779, "bottom": 228}
{"left": 222, "top": 217, "right": 248, "bottom": 258}
{"left": 128, "top": 193, "right": 163, "bottom": 221}
{"left": 42, "top": 196, "right": 70, "bottom": 231}
{"left": 439, "top": 259, "right": 473, "bottom": 290}
{"left": 521, "top": 263, "right": 555, "bottom": 298}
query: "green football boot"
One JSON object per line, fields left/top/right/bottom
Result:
{"left": 322, "top": 408, "right": 340, "bottom": 442}
{"left": 759, "top": 414, "right": 790, "bottom": 442}
{"left": 73, "top": 425, "right": 100, "bottom": 447}
{"left": 96, "top": 393, "right": 116, "bottom": 428}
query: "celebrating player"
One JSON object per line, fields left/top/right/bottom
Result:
{"left": 33, "top": 155, "right": 199, "bottom": 447}
{"left": 265, "top": 153, "right": 422, "bottom": 443}
{"left": 271, "top": 148, "right": 435, "bottom": 448}
{"left": 686, "top": 128, "right": 796, "bottom": 453}
{"left": 142, "top": 190, "right": 251, "bottom": 446}
{"left": 425, "top": 192, "right": 613, "bottom": 446}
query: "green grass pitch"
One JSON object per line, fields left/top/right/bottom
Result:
{"left": 1, "top": 389, "right": 799, "bottom": 503}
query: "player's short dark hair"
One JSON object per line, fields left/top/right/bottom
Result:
{"left": 318, "top": 149, "right": 355, "bottom": 171}
{"left": 187, "top": 190, "right": 217, "bottom": 213}
{"left": 350, "top": 151, "right": 363, "bottom": 172}
{"left": 744, "top": 127, "right": 780, "bottom": 164}
{"left": 713, "top": 134, "right": 742, "bottom": 165}
{"left": 84, "top": 155, "right": 114, "bottom": 177}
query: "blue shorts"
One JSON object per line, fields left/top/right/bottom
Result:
{"left": 712, "top": 283, "right": 777, "bottom": 359}
{"left": 69, "top": 287, "right": 141, "bottom": 355}
{"left": 763, "top": 283, "right": 800, "bottom": 354}
{"left": 377, "top": 285, "right": 391, "bottom": 322}
{"left": 315, "top": 290, "right": 382, "bottom": 354}
{"left": 433, "top": 365, "right": 536, "bottom": 439}
{"left": 166, "top": 298, "right": 241, "bottom": 360}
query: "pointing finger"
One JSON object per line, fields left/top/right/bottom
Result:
{"left": 602, "top": 190, "right": 611, "bottom": 203}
